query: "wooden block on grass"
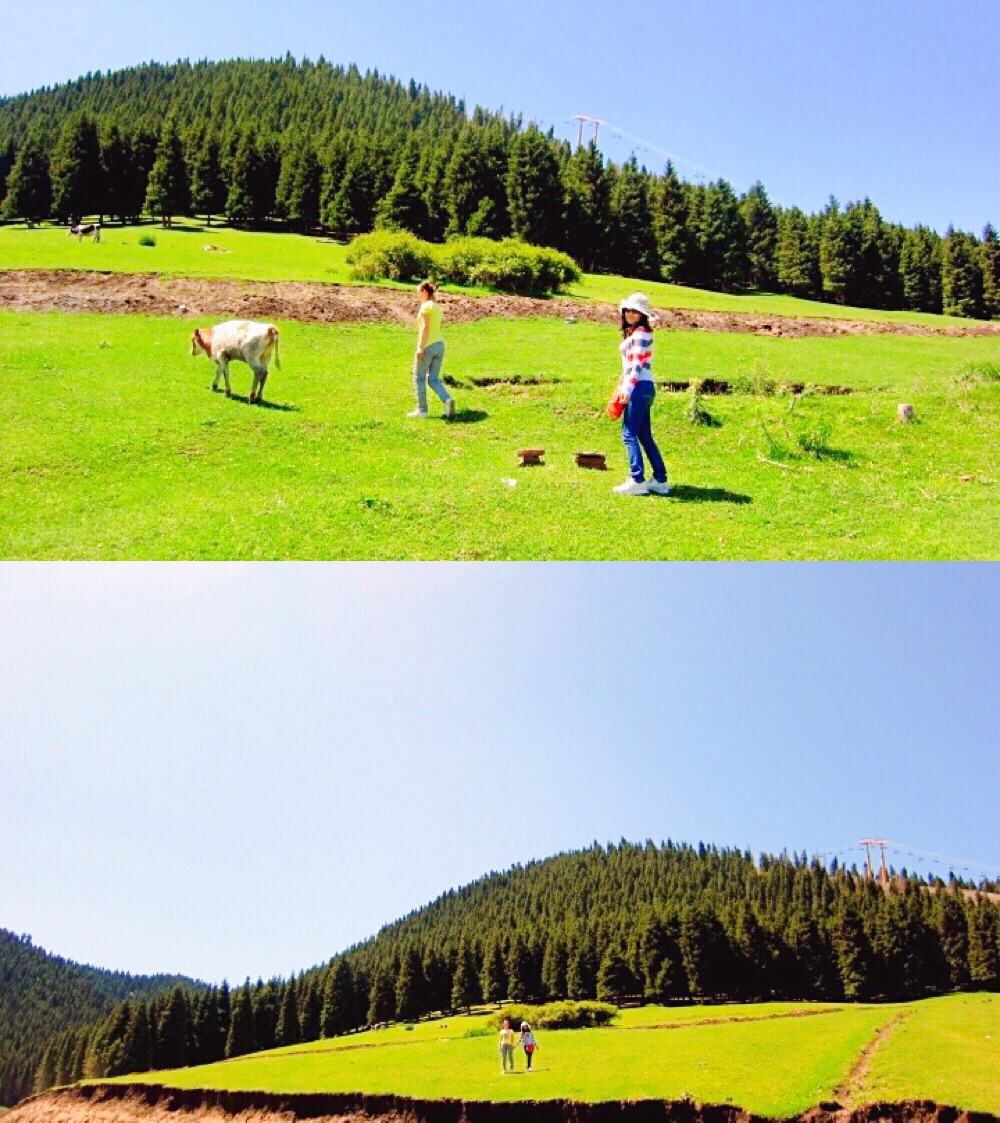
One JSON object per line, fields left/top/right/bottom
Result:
{"left": 575, "top": 452, "right": 607, "bottom": 470}
{"left": 517, "top": 448, "right": 546, "bottom": 467}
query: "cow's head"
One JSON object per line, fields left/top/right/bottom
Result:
{"left": 190, "top": 328, "right": 212, "bottom": 357}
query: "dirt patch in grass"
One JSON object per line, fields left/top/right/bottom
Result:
{"left": 833, "top": 1011, "right": 911, "bottom": 1109}
{"left": 9, "top": 1083, "right": 996, "bottom": 1123}
{"left": 2, "top": 270, "right": 999, "bottom": 338}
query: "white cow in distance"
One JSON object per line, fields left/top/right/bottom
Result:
{"left": 190, "top": 320, "right": 281, "bottom": 404}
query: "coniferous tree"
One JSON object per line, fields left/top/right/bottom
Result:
{"left": 145, "top": 118, "right": 190, "bottom": 227}
{"left": 226, "top": 128, "right": 268, "bottom": 228}
{"left": 481, "top": 940, "right": 507, "bottom": 1004}
{"left": 507, "top": 939, "right": 533, "bottom": 1003}
{"left": 699, "top": 179, "right": 748, "bottom": 291}
{"left": 611, "top": 158, "right": 659, "bottom": 279}
{"left": 252, "top": 982, "right": 279, "bottom": 1052}
{"left": 33, "top": 1046, "right": 55, "bottom": 1095}
{"left": 740, "top": 182, "right": 777, "bottom": 290}
{"left": 188, "top": 131, "right": 226, "bottom": 226}
{"left": 566, "top": 938, "right": 597, "bottom": 1000}
{"left": 935, "top": 892, "right": 971, "bottom": 990}
{"left": 2, "top": 131, "right": 52, "bottom": 225}
{"left": 506, "top": 125, "right": 562, "bottom": 248}
{"left": 980, "top": 223, "right": 1000, "bottom": 320}
{"left": 942, "top": 228, "right": 984, "bottom": 318}
{"left": 776, "top": 207, "right": 816, "bottom": 297}
{"left": 596, "top": 944, "right": 637, "bottom": 1004}
{"left": 156, "top": 987, "right": 192, "bottom": 1070}
{"left": 193, "top": 988, "right": 225, "bottom": 1065}
{"left": 225, "top": 984, "right": 255, "bottom": 1059}
{"left": 299, "top": 977, "right": 322, "bottom": 1042}
{"left": 101, "top": 124, "right": 133, "bottom": 224}
{"left": 321, "top": 959, "right": 354, "bottom": 1037}
{"left": 562, "top": 141, "right": 612, "bottom": 271}
{"left": 50, "top": 112, "right": 102, "bottom": 222}
{"left": 367, "top": 966, "right": 397, "bottom": 1025}
{"left": 900, "top": 227, "right": 943, "bottom": 314}
{"left": 375, "top": 139, "right": 430, "bottom": 236}
{"left": 0, "top": 139, "right": 15, "bottom": 203}
{"left": 422, "top": 946, "right": 451, "bottom": 1014}
{"left": 653, "top": 162, "right": 690, "bottom": 282}
{"left": 967, "top": 901, "right": 1000, "bottom": 988}
{"left": 450, "top": 942, "right": 481, "bottom": 1012}
{"left": 275, "top": 978, "right": 302, "bottom": 1047}
{"left": 395, "top": 946, "right": 427, "bottom": 1022}
{"left": 831, "top": 901, "right": 874, "bottom": 1000}
{"left": 275, "top": 134, "right": 321, "bottom": 232}
{"left": 819, "top": 199, "right": 858, "bottom": 304}
{"left": 113, "top": 1000, "right": 152, "bottom": 1076}
{"left": 540, "top": 936, "right": 568, "bottom": 1001}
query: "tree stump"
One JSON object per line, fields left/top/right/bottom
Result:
{"left": 575, "top": 452, "right": 607, "bottom": 470}
{"left": 517, "top": 448, "right": 545, "bottom": 467}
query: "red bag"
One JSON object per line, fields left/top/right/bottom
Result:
{"left": 606, "top": 395, "right": 624, "bottom": 420}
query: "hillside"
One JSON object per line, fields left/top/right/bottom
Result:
{"left": 0, "top": 929, "right": 198, "bottom": 1106}
{"left": 22, "top": 841, "right": 999, "bottom": 1104}
{"left": 0, "top": 58, "right": 997, "bottom": 318}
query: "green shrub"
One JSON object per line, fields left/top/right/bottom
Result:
{"left": 461, "top": 1026, "right": 494, "bottom": 1039}
{"left": 346, "top": 232, "right": 581, "bottom": 295}
{"left": 138, "top": 233, "right": 156, "bottom": 248}
{"left": 488, "top": 1001, "right": 618, "bottom": 1030}
{"left": 687, "top": 380, "right": 716, "bottom": 426}
{"left": 952, "top": 361, "right": 1000, "bottom": 388}
{"left": 795, "top": 415, "right": 834, "bottom": 456}
{"left": 345, "top": 231, "right": 435, "bottom": 283}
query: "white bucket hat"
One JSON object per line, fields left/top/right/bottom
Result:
{"left": 619, "top": 292, "right": 660, "bottom": 324}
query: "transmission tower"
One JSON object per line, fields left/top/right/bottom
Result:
{"left": 573, "top": 115, "right": 605, "bottom": 148}
{"left": 860, "top": 838, "right": 890, "bottom": 887}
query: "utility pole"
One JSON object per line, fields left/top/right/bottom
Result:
{"left": 573, "top": 115, "right": 604, "bottom": 149}
{"left": 860, "top": 839, "right": 890, "bottom": 887}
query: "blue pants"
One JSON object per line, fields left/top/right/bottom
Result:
{"left": 413, "top": 341, "right": 450, "bottom": 411}
{"left": 622, "top": 381, "right": 667, "bottom": 483}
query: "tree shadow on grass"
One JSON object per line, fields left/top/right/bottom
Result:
{"left": 446, "top": 408, "right": 489, "bottom": 424}
{"left": 666, "top": 484, "right": 752, "bottom": 505}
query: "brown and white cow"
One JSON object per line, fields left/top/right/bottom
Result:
{"left": 190, "top": 320, "right": 281, "bottom": 404}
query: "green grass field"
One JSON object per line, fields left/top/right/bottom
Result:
{"left": 107, "top": 996, "right": 1000, "bottom": 1118}
{"left": 2, "top": 310, "right": 997, "bottom": 560}
{"left": 855, "top": 993, "right": 1000, "bottom": 1113}
{"left": 0, "top": 222, "right": 980, "bottom": 326}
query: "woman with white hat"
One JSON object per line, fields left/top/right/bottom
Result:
{"left": 607, "top": 292, "right": 669, "bottom": 496}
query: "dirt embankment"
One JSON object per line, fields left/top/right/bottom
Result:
{"left": 7, "top": 1084, "right": 997, "bottom": 1123}
{"left": 2, "top": 270, "right": 999, "bottom": 338}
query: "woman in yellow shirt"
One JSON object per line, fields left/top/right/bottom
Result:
{"left": 408, "top": 281, "right": 456, "bottom": 419}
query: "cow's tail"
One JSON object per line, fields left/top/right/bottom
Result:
{"left": 270, "top": 327, "right": 281, "bottom": 370}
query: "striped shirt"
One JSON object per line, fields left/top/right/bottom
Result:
{"left": 618, "top": 327, "right": 654, "bottom": 401}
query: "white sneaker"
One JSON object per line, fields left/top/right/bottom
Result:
{"left": 613, "top": 478, "right": 649, "bottom": 496}
{"left": 444, "top": 399, "right": 456, "bottom": 419}
{"left": 647, "top": 478, "right": 671, "bottom": 495}
{"left": 407, "top": 408, "right": 429, "bottom": 419}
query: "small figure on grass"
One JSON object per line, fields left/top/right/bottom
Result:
{"left": 499, "top": 1017, "right": 516, "bottom": 1074}
{"left": 607, "top": 293, "right": 670, "bottom": 496}
{"left": 519, "top": 1021, "right": 538, "bottom": 1072}
{"left": 408, "top": 281, "right": 456, "bottom": 420}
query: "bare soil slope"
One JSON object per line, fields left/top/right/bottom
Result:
{"left": 8, "top": 1085, "right": 996, "bottom": 1123}
{"left": 2, "top": 271, "right": 999, "bottom": 337}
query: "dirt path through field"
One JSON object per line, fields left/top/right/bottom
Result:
{"left": 2, "top": 270, "right": 999, "bottom": 337}
{"left": 833, "top": 1009, "right": 911, "bottom": 1108}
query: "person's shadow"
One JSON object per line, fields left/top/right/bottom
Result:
{"left": 665, "top": 484, "right": 752, "bottom": 505}
{"left": 446, "top": 408, "right": 489, "bottom": 424}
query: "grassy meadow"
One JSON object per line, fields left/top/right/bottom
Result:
{"left": 0, "top": 222, "right": 982, "bottom": 325}
{"left": 106, "top": 996, "right": 1000, "bottom": 1117}
{"left": 2, "top": 310, "right": 997, "bottom": 560}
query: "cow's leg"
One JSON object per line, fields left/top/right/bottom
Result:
{"left": 217, "top": 359, "right": 231, "bottom": 397}
{"left": 256, "top": 368, "right": 269, "bottom": 404}
{"left": 211, "top": 362, "right": 221, "bottom": 392}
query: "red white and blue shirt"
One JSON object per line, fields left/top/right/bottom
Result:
{"left": 618, "top": 327, "right": 655, "bottom": 401}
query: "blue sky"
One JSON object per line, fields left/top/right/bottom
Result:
{"left": 1, "top": 0, "right": 997, "bottom": 234}
{"left": 1, "top": 563, "right": 996, "bottom": 983}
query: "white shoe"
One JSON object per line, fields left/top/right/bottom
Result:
{"left": 444, "top": 399, "right": 456, "bottom": 419}
{"left": 407, "top": 408, "right": 429, "bottom": 419}
{"left": 647, "top": 478, "right": 671, "bottom": 495}
{"left": 613, "top": 478, "right": 649, "bottom": 495}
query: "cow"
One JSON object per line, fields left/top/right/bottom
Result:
{"left": 68, "top": 222, "right": 101, "bottom": 243}
{"left": 190, "top": 320, "right": 281, "bottom": 404}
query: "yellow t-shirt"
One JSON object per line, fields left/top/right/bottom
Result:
{"left": 418, "top": 300, "right": 444, "bottom": 346}
{"left": 499, "top": 1027, "right": 515, "bottom": 1047}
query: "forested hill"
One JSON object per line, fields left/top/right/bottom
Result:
{"left": 0, "top": 58, "right": 997, "bottom": 319}
{"left": 23, "top": 841, "right": 1000, "bottom": 1108}
{"left": 0, "top": 929, "right": 197, "bottom": 1107}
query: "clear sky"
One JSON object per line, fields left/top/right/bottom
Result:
{"left": 0, "top": 0, "right": 997, "bottom": 235}
{"left": 1, "top": 563, "right": 996, "bottom": 984}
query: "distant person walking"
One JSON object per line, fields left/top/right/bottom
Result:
{"left": 607, "top": 292, "right": 669, "bottom": 496}
{"left": 519, "top": 1022, "right": 538, "bottom": 1071}
{"left": 498, "top": 1018, "right": 516, "bottom": 1074}
{"left": 408, "top": 281, "right": 456, "bottom": 420}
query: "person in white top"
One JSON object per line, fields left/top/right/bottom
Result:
{"left": 519, "top": 1021, "right": 538, "bottom": 1071}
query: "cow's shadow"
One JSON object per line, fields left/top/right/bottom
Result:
{"left": 216, "top": 390, "right": 300, "bottom": 413}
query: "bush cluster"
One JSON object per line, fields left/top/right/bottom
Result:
{"left": 345, "top": 231, "right": 581, "bottom": 296}
{"left": 489, "top": 1000, "right": 618, "bottom": 1030}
